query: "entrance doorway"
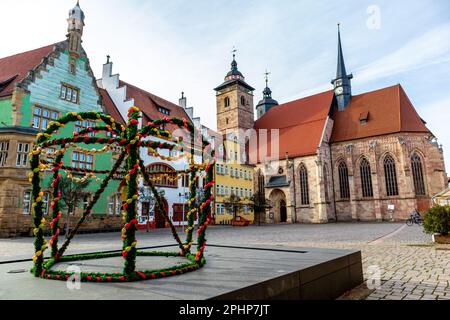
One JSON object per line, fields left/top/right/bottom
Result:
{"left": 280, "top": 200, "right": 287, "bottom": 222}
{"left": 155, "top": 198, "right": 168, "bottom": 229}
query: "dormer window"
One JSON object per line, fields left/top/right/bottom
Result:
{"left": 359, "top": 111, "right": 369, "bottom": 125}
{"left": 158, "top": 106, "right": 170, "bottom": 115}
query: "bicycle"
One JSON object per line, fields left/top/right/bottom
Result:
{"left": 406, "top": 215, "right": 423, "bottom": 226}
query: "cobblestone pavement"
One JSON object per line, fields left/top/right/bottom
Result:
{"left": 0, "top": 222, "right": 448, "bottom": 300}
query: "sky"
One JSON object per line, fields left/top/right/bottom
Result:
{"left": 0, "top": 0, "right": 449, "bottom": 172}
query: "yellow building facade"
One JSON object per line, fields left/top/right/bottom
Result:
{"left": 213, "top": 137, "right": 255, "bottom": 224}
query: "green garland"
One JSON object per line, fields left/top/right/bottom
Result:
{"left": 30, "top": 106, "right": 214, "bottom": 282}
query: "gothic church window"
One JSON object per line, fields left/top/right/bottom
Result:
{"left": 360, "top": 158, "right": 373, "bottom": 198}
{"left": 411, "top": 153, "right": 426, "bottom": 196}
{"left": 384, "top": 155, "right": 399, "bottom": 196}
{"left": 299, "top": 164, "right": 310, "bottom": 205}
{"left": 338, "top": 161, "right": 350, "bottom": 199}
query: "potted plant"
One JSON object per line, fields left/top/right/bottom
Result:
{"left": 422, "top": 205, "right": 450, "bottom": 244}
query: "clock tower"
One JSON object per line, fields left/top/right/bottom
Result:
{"left": 331, "top": 24, "right": 353, "bottom": 111}
{"left": 214, "top": 51, "right": 255, "bottom": 135}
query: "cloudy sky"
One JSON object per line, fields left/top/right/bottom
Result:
{"left": 1, "top": 0, "right": 449, "bottom": 171}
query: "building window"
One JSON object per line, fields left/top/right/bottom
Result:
{"left": 72, "top": 151, "right": 94, "bottom": 170}
{"left": 231, "top": 187, "right": 234, "bottom": 195}
{"left": 42, "top": 192, "right": 50, "bottom": 215}
{"left": 69, "top": 61, "right": 76, "bottom": 75}
{"left": 60, "top": 83, "right": 80, "bottom": 104}
{"left": 240, "top": 96, "right": 246, "bottom": 106}
{"left": 32, "top": 106, "right": 59, "bottom": 130}
{"left": 181, "top": 174, "right": 190, "bottom": 188}
{"left": 0, "top": 141, "right": 9, "bottom": 167}
{"left": 75, "top": 120, "right": 96, "bottom": 137}
{"left": 147, "top": 163, "right": 177, "bottom": 188}
{"left": 108, "top": 194, "right": 122, "bottom": 215}
{"left": 338, "top": 161, "right": 350, "bottom": 199}
{"left": 224, "top": 165, "right": 228, "bottom": 175}
{"left": 240, "top": 169, "right": 243, "bottom": 178}
{"left": 224, "top": 97, "right": 230, "bottom": 107}
{"left": 225, "top": 186, "right": 229, "bottom": 196}
{"left": 360, "top": 158, "right": 373, "bottom": 198}
{"left": 216, "top": 203, "right": 225, "bottom": 215}
{"left": 411, "top": 153, "right": 426, "bottom": 196}
{"left": 16, "top": 142, "right": 30, "bottom": 167}
{"left": 384, "top": 154, "right": 399, "bottom": 196}
{"left": 23, "top": 191, "right": 32, "bottom": 215}
{"left": 158, "top": 107, "right": 171, "bottom": 115}
{"left": 235, "top": 168, "right": 239, "bottom": 178}
{"left": 299, "top": 164, "right": 310, "bottom": 205}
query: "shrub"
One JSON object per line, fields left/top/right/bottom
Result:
{"left": 423, "top": 205, "right": 450, "bottom": 235}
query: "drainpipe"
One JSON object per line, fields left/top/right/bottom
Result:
{"left": 329, "top": 142, "right": 338, "bottom": 222}
{"left": 286, "top": 152, "right": 297, "bottom": 223}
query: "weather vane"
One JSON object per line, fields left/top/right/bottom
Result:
{"left": 264, "top": 69, "right": 271, "bottom": 87}
{"left": 231, "top": 46, "right": 237, "bottom": 59}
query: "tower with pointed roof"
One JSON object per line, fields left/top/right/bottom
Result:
{"left": 256, "top": 71, "right": 278, "bottom": 119}
{"left": 67, "top": 1, "right": 85, "bottom": 59}
{"left": 331, "top": 24, "right": 353, "bottom": 111}
{"left": 214, "top": 50, "right": 255, "bottom": 134}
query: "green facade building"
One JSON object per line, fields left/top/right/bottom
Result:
{"left": 0, "top": 2, "right": 123, "bottom": 237}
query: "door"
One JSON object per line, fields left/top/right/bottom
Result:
{"left": 280, "top": 200, "right": 287, "bottom": 223}
{"left": 155, "top": 198, "right": 168, "bottom": 228}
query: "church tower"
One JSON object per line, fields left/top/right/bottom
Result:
{"left": 214, "top": 51, "right": 255, "bottom": 134}
{"left": 256, "top": 71, "right": 278, "bottom": 119}
{"left": 67, "top": 1, "right": 85, "bottom": 59}
{"left": 331, "top": 24, "right": 353, "bottom": 111}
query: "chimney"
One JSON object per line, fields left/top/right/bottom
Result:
{"left": 179, "top": 91, "right": 187, "bottom": 109}
{"left": 102, "top": 55, "right": 113, "bottom": 81}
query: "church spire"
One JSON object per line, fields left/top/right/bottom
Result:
{"left": 256, "top": 70, "right": 278, "bottom": 119}
{"left": 332, "top": 23, "right": 353, "bottom": 111}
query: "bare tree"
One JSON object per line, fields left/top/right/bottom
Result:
{"left": 137, "top": 185, "right": 165, "bottom": 232}
{"left": 223, "top": 194, "right": 244, "bottom": 224}
{"left": 49, "top": 176, "right": 91, "bottom": 235}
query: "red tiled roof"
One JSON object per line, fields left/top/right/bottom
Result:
{"left": 252, "top": 90, "right": 334, "bottom": 161}
{"left": 331, "top": 84, "right": 430, "bottom": 142}
{"left": 98, "top": 88, "right": 126, "bottom": 125}
{"left": 119, "top": 80, "right": 191, "bottom": 129}
{"left": 0, "top": 43, "right": 58, "bottom": 97}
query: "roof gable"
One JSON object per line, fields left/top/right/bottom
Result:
{"left": 331, "top": 84, "right": 430, "bottom": 142}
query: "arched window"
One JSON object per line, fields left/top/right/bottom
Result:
{"left": 411, "top": 152, "right": 426, "bottom": 196}
{"left": 224, "top": 97, "right": 230, "bottom": 107}
{"left": 240, "top": 96, "right": 246, "bottom": 106}
{"left": 299, "top": 164, "right": 310, "bottom": 205}
{"left": 147, "top": 163, "right": 177, "bottom": 188}
{"left": 384, "top": 155, "right": 399, "bottom": 196}
{"left": 338, "top": 161, "right": 350, "bottom": 199}
{"left": 360, "top": 157, "right": 373, "bottom": 198}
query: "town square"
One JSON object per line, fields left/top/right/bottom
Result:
{"left": 0, "top": 0, "right": 449, "bottom": 310}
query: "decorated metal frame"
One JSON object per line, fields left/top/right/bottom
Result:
{"left": 29, "top": 107, "right": 215, "bottom": 282}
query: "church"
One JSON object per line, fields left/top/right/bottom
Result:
{"left": 217, "top": 27, "right": 447, "bottom": 223}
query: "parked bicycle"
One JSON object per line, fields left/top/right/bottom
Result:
{"left": 406, "top": 209, "right": 423, "bottom": 226}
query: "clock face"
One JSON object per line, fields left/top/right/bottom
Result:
{"left": 335, "top": 87, "right": 344, "bottom": 95}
